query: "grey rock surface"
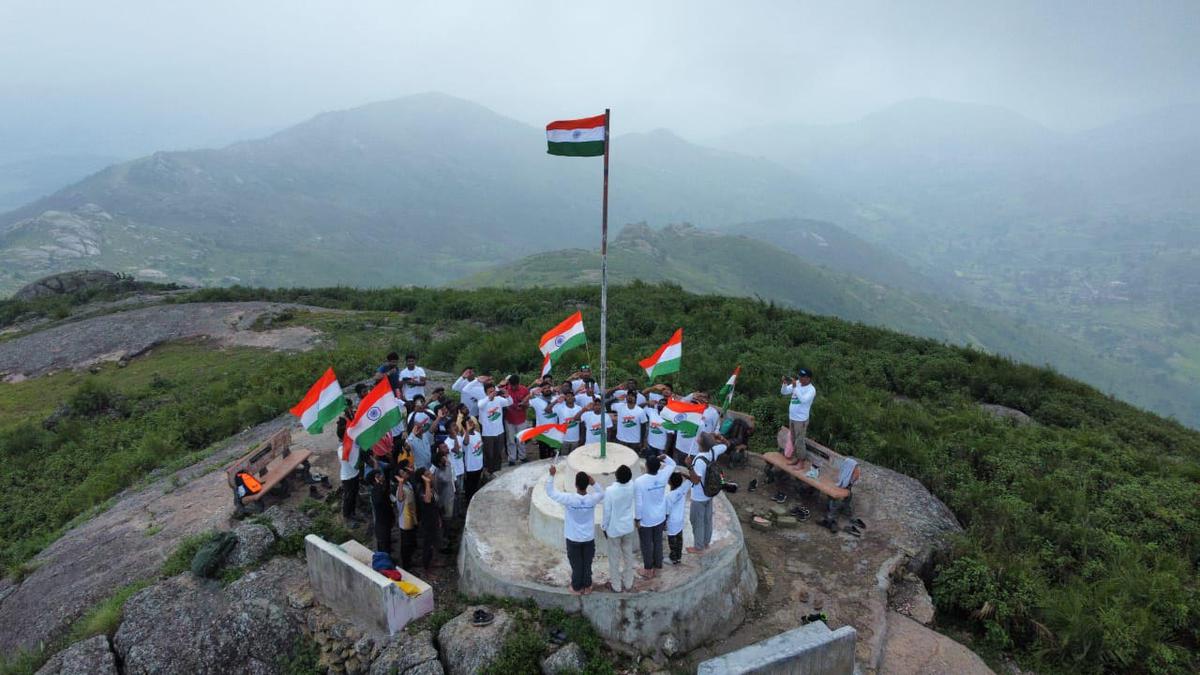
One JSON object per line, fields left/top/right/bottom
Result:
{"left": 114, "top": 558, "right": 309, "bottom": 675}
{"left": 370, "top": 630, "right": 443, "bottom": 675}
{"left": 880, "top": 610, "right": 995, "bottom": 675}
{"left": 541, "top": 642, "right": 586, "bottom": 675}
{"left": 261, "top": 504, "right": 314, "bottom": 538}
{"left": 34, "top": 635, "right": 119, "bottom": 675}
{"left": 437, "top": 607, "right": 515, "bottom": 675}
{"left": 890, "top": 573, "right": 936, "bottom": 625}
{"left": 13, "top": 270, "right": 121, "bottom": 301}
{"left": 228, "top": 523, "right": 276, "bottom": 568}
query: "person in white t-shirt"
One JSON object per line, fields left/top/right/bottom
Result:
{"left": 461, "top": 418, "right": 485, "bottom": 503}
{"left": 643, "top": 383, "right": 674, "bottom": 405}
{"left": 573, "top": 381, "right": 596, "bottom": 411}
{"left": 477, "top": 383, "right": 511, "bottom": 473}
{"left": 545, "top": 464, "right": 604, "bottom": 595}
{"left": 601, "top": 464, "right": 638, "bottom": 592}
{"left": 687, "top": 433, "right": 729, "bottom": 553}
{"left": 579, "top": 401, "right": 614, "bottom": 445}
{"left": 663, "top": 471, "right": 688, "bottom": 564}
{"left": 645, "top": 399, "right": 676, "bottom": 456}
{"left": 780, "top": 368, "right": 816, "bottom": 466}
{"left": 551, "top": 391, "right": 584, "bottom": 454}
{"left": 632, "top": 453, "right": 676, "bottom": 576}
{"left": 614, "top": 396, "right": 648, "bottom": 450}
{"left": 452, "top": 368, "right": 489, "bottom": 418}
{"left": 607, "top": 378, "right": 647, "bottom": 410}
{"left": 566, "top": 366, "right": 592, "bottom": 394}
{"left": 528, "top": 384, "right": 560, "bottom": 459}
{"left": 398, "top": 354, "right": 427, "bottom": 404}
{"left": 335, "top": 413, "right": 363, "bottom": 529}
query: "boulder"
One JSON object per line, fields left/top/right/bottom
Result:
{"left": 13, "top": 270, "right": 122, "bottom": 301}
{"left": 261, "top": 505, "right": 314, "bottom": 538}
{"left": 35, "top": 635, "right": 118, "bottom": 675}
{"left": 437, "top": 607, "right": 515, "bottom": 675}
{"left": 880, "top": 611, "right": 994, "bottom": 675}
{"left": 541, "top": 643, "right": 585, "bottom": 675}
{"left": 369, "top": 630, "right": 443, "bottom": 675}
{"left": 890, "top": 573, "right": 935, "bottom": 625}
{"left": 227, "top": 523, "right": 275, "bottom": 568}
{"left": 114, "top": 573, "right": 224, "bottom": 674}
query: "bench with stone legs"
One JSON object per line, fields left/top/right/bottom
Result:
{"left": 224, "top": 428, "right": 313, "bottom": 512}
{"left": 763, "top": 429, "right": 851, "bottom": 499}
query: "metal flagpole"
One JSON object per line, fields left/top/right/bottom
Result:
{"left": 599, "top": 108, "right": 610, "bottom": 460}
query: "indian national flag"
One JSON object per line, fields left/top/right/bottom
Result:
{"left": 639, "top": 328, "right": 682, "bottom": 379}
{"left": 661, "top": 399, "right": 706, "bottom": 436}
{"left": 289, "top": 368, "right": 345, "bottom": 434}
{"left": 346, "top": 379, "right": 402, "bottom": 452}
{"left": 716, "top": 365, "right": 741, "bottom": 409}
{"left": 546, "top": 114, "right": 606, "bottom": 157}
{"left": 540, "top": 311, "right": 587, "bottom": 363}
{"left": 540, "top": 353, "right": 552, "bottom": 377}
{"left": 518, "top": 423, "right": 567, "bottom": 449}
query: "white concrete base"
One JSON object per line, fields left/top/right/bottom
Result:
{"left": 697, "top": 621, "right": 857, "bottom": 674}
{"left": 304, "top": 535, "right": 434, "bottom": 637}
{"left": 460, "top": 459, "right": 757, "bottom": 656}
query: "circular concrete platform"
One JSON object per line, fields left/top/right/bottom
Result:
{"left": 458, "top": 459, "right": 758, "bottom": 656}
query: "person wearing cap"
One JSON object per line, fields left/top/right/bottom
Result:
{"left": 781, "top": 368, "right": 817, "bottom": 466}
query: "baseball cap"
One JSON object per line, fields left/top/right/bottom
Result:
{"left": 798, "top": 368, "right": 813, "bottom": 378}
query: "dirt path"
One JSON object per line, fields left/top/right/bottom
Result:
{"left": 0, "top": 301, "right": 325, "bottom": 380}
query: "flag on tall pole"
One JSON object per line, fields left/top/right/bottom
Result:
{"left": 717, "top": 365, "right": 741, "bottom": 413}
{"left": 545, "top": 110, "right": 611, "bottom": 457}
{"left": 539, "top": 310, "right": 587, "bottom": 364}
{"left": 639, "top": 328, "right": 683, "bottom": 379}
{"left": 289, "top": 368, "right": 345, "bottom": 434}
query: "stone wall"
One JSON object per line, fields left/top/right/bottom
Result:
{"left": 696, "top": 621, "right": 857, "bottom": 675}
{"left": 304, "top": 535, "right": 432, "bottom": 637}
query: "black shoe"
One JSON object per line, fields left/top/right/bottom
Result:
{"left": 507, "top": 461, "right": 515, "bottom": 467}
{"left": 747, "top": 479, "right": 758, "bottom": 492}
{"left": 772, "top": 492, "right": 787, "bottom": 504}
{"left": 852, "top": 518, "right": 866, "bottom": 529}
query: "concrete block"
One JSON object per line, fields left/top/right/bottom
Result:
{"left": 304, "top": 535, "right": 434, "bottom": 637}
{"left": 696, "top": 621, "right": 856, "bottom": 675}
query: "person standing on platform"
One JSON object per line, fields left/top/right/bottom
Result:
{"left": 552, "top": 390, "right": 584, "bottom": 454}
{"left": 633, "top": 453, "right": 676, "bottom": 578}
{"left": 614, "top": 394, "right": 648, "bottom": 452}
{"left": 687, "top": 433, "right": 728, "bottom": 554}
{"left": 579, "top": 400, "right": 614, "bottom": 445}
{"left": 545, "top": 464, "right": 604, "bottom": 595}
{"left": 601, "top": 465, "right": 638, "bottom": 592}
{"left": 528, "top": 384, "right": 560, "bottom": 459}
{"left": 780, "top": 368, "right": 816, "bottom": 465}
{"left": 645, "top": 398, "right": 675, "bottom": 459}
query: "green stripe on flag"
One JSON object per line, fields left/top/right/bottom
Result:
{"left": 355, "top": 407, "right": 402, "bottom": 451}
{"left": 308, "top": 398, "right": 346, "bottom": 434}
{"left": 662, "top": 418, "right": 699, "bottom": 435}
{"left": 646, "top": 357, "right": 680, "bottom": 379}
{"left": 549, "top": 332, "right": 588, "bottom": 360}
{"left": 548, "top": 140, "right": 605, "bottom": 157}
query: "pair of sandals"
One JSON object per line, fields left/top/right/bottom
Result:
{"left": 471, "top": 609, "right": 494, "bottom": 627}
{"left": 821, "top": 517, "right": 866, "bottom": 536}
{"left": 789, "top": 506, "right": 811, "bottom": 521}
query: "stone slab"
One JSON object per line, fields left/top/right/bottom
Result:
{"left": 304, "top": 535, "right": 433, "bottom": 637}
{"left": 696, "top": 621, "right": 857, "bottom": 675}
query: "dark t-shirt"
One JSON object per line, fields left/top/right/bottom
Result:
{"left": 377, "top": 363, "right": 400, "bottom": 391}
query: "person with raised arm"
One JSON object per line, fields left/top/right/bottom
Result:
{"left": 545, "top": 464, "right": 604, "bottom": 595}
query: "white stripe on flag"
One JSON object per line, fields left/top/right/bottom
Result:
{"left": 546, "top": 127, "right": 605, "bottom": 143}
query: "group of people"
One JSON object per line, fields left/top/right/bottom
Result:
{"left": 332, "top": 351, "right": 858, "bottom": 589}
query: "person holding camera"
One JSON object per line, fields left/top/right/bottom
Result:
{"left": 781, "top": 368, "right": 816, "bottom": 466}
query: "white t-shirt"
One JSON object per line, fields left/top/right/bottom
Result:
{"left": 632, "top": 456, "right": 676, "bottom": 527}
{"left": 398, "top": 366, "right": 427, "bottom": 400}
{"left": 645, "top": 408, "right": 674, "bottom": 451}
{"left": 464, "top": 432, "right": 484, "bottom": 472}
{"left": 602, "top": 482, "right": 637, "bottom": 538}
{"left": 479, "top": 395, "right": 512, "bottom": 437}
{"left": 781, "top": 382, "right": 816, "bottom": 422}
{"left": 545, "top": 476, "right": 604, "bottom": 542}
{"left": 407, "top": 410, "right": 432, "bottom": 434}
{"left": 690, "top": 443, "right": 728, "bottom": 503}
{"left": 664, "top": 485, "right": 688, "bottom": 536}
{"left": 529, "top": 397, "right": 558, "bottom": 426}
{"left": 647, "top": 392, "right": 665, "bottom": 404}
{"left": 570, "top": 378, "right": 589, "bottom": 394}
{"left": 553, "top": 403, "right": 584, "bottom": 442}
{"left": 447, "top": 435, "right": 465, "bottom": 477}
{"left": 407, "top": 431, "right": 432, "bottom": 470}
{"left": 453, "top": 377, "right": 486, "bottom": 417}
{"left": 580, "top": 410, "right": 613, "bottom": 444}
{"left": 614, "top": 405, "right": 647, "bottom": 444}
{"left": 339, "top": 440, "right": 360, "bottom": 481}
{"left": 675, "top": 428, "right": 699, "bottom": 455}
{"left": 574, "top": 392, "right": 595, "bottom": 410}
{"left": 702, "top": 405, "right": 721, "bottom": 434}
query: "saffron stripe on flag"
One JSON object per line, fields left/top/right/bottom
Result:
{"left": 546, "top": 114, "right": 607, "bottom": 131}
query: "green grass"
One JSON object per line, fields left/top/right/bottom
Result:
{"left": 160, "top": 531, "right": 219, "bottom": 577}
{"left": 66, "top": 580, "right": 152, "bottom": 643}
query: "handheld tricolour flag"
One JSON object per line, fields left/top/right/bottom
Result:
{"left": 518, "top": 423, "right": 568, "bottom": 449}
{"left": 289, "top": 368, "right": 345, "bottom": 434}
{"left": 540, "top": 311, "right": 587, "bottom": 364}
{"left": 546, "top": 114, "right": 607, "bottom": 157}
{"left": 346, "top": 378, "right": 402, "bottom": 453}
{"left": 716, "top": 365, "right": 741, "bottom": 412}
{"left": 639, "top": 328, "right": 682, "bottom": 379}
{"left": 540, "top": 353, "right": 553, "bottom": 378}
{"left": 661, "top": 399, "right": 706, "bottom": 436}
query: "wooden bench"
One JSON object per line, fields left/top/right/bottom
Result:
{"left": 763, "top": 428, "right": 853, "bottom": 499}
{"left": 224, "top": 429, "right": 313, "bottom": 512}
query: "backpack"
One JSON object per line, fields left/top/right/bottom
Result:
{"left": 191, "top": 531, "right": 237, "bottom": 578}
{"left": 698, "top": 450, "right": 724, "bottom": 498}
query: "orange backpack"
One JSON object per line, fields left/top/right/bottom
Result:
{"left": 238, "top": 471, "right": 263, "bottom": 494}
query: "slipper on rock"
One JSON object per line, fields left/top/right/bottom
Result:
{"left": 748, "top": 479, "right": 758, "bottom": 492}
{"left": 852, "top": 518, "right": 866, "bottom": 529}
{"left": 843, "top": 526, "right": 862, "bottom": 537}
{"left": 472, "top": 609, "right": 495, "bottom": 626}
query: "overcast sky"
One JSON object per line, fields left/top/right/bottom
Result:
{"left": 2, "top": 0, "right": 1197, "bottom": 158}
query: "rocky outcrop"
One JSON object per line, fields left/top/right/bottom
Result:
{"left": 438, "top": 607, "right": 515, "bottom": 675}
{"left": 113, "top": 558, "right": 308, "bottom": 675}
{"left": 880, "top": 611, "right": 994, "bottom": 675}
{"left": 370, "top": 630, "right": 444, "bottom": 675}
{"left": 34, "top": 635, "right": 118, "bottom": 675}
{"left": 228, "top": 522, "right": 276, "bottom": 568}
{"left": 13, "top": 269, "right": 122, "bottom": 300}
{"left": 261, "top": 504, "right": 314, "bottom": 538}
{"left": 541, "top": 643, "right": 586, "bottom": 675}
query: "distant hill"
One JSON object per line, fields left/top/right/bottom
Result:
{"left": 0, "top": 154, "right": 121, "bottom": 213}
{"left": 457, "top": 222, "right": 1131, "bottom": 389}
{"left": 0, "top": 93, "right": 844, "bottom": 293}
